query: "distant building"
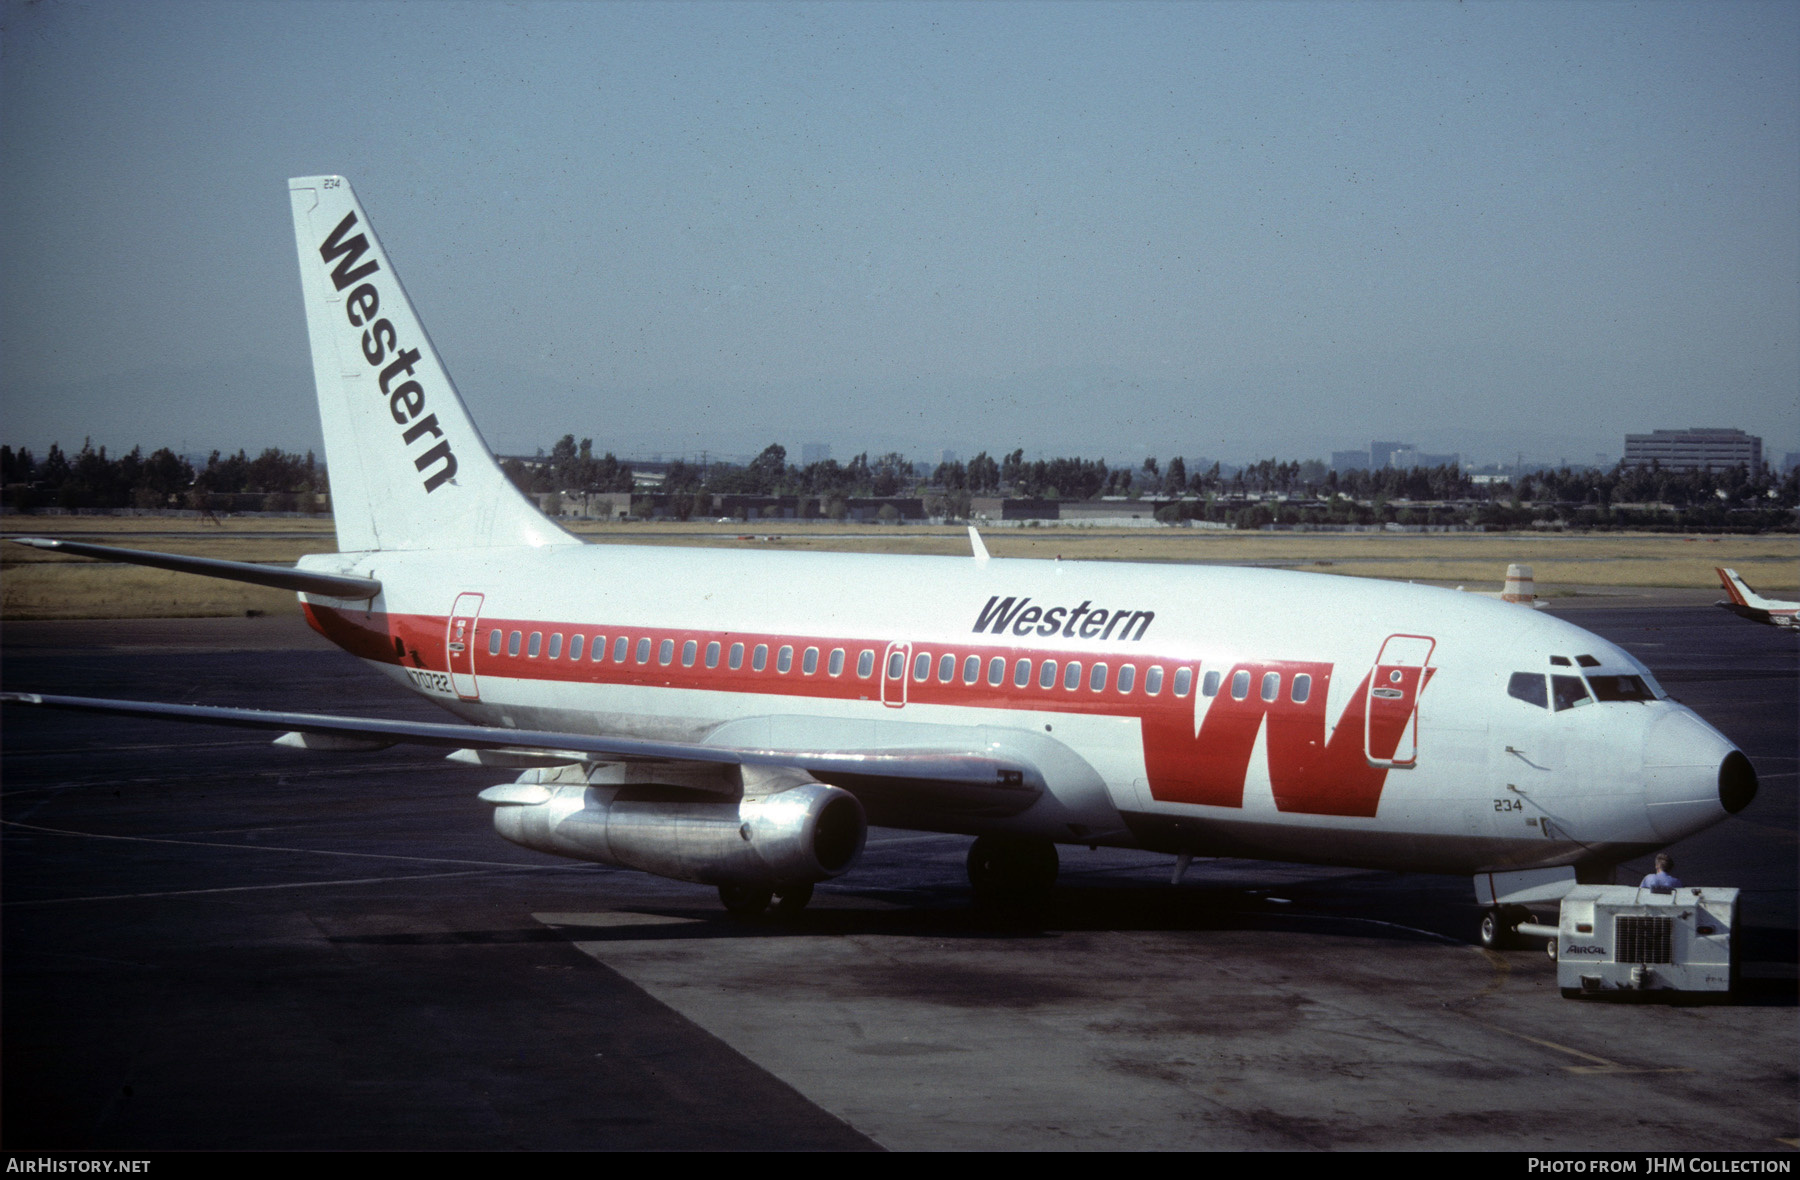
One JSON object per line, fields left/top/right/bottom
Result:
{"left": 1334, "top": 442, "right": 1457, "bottom": 471}
{"left": 1783, "top": 452, "right": 1799, "bottom": 476}
{"left": 940, "top": 449, "right": 957, "bottom": 466}
{"left": 1623, "top": 428, "right": 1762, "bottom": 472}
{"left": 1388, "top": 447, "right": 1460, "bottom": 470}
{"left": 1370, "top": 440, "right": 1412, "bottom": 469}
{"left": 801, "top": 443, "right": 831, "bottom": 466}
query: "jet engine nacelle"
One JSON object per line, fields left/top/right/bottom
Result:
{"left": 490, "top": 776, "right": 867, "bottom": 887}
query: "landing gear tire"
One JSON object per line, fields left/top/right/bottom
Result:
{"left": 967, "top": 836, "right": 1059, "bottom": 908}
{"left": 718, "top": 882, "right": 773, "bottom": 917}
{"left": 772, "top": 882, "right": 814, "bottom": 915}
{"left": 1479, "top": 905, "right": 1528, "bottom": 950}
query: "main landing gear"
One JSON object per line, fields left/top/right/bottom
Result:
{"left": 717, "top": 881, "right": 814, "bottom": 918}
{"left": 966, "top": 835, "right": 1059, "bottom": 908}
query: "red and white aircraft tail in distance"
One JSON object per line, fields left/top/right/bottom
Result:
{"left": 1714, "top": 568, "right": 1799, "bottom": 630}
{"left": 2, "top": 177, "right": 1761, "bottom": 939}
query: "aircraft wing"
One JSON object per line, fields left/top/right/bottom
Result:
{"left": 9, "top": 538, "right": 381, "bottom": 599}
{"left": 0, "top": 692, "right": 1044, "bottom": 818}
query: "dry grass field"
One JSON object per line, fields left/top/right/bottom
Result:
{"left": 3, "top": 513, "right": 1794, "bottom": 620}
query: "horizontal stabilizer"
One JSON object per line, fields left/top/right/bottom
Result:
{"left": 0, "top": 692, "right": 1044, "bottom": 814}
{"left": 10, "top": 538, "right": 382, "bottom": 600}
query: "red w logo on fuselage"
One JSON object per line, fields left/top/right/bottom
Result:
{"left": 1142, "top": 650, "right": 1434, "bottom": 818}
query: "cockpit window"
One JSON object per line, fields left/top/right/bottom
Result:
{"left": 1575, "top": 654, "right": 1601, "bottom": 668}
{"left": 1549, "top": 656, "right": 1571, "bottom": 667}
{"left": 1587, "top": 674, "right": 1655, "bottom": 703}
{"left": 1507, "top": 672, "right": 1548, "bottom": 709}
{"left": 1551, "top": 674, "right": 1592, "bottom": 711}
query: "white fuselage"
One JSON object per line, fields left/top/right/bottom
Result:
{"left": 297, "top": 543, "right": 1740, "bottom": 876}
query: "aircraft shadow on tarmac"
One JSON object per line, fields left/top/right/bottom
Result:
{"left": 320, "top": 877, "right": 1799, "bottom": 1006}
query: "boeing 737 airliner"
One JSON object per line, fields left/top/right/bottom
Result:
{"left": 3, "top": 177, "right": 1760, "bottom": 944}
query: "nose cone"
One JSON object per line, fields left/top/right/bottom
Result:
{"left": 1642, "top": 707, "right": 1754, "bottom": 841}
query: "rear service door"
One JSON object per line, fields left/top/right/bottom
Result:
{"left": 1365, "top": 633, "right": 1435, "bottom": 769}
{"left": 447, "top": 592, "right": 485, "bottom": 700}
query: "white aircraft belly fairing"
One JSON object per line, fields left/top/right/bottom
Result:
{"left": 0, "top": 176, "right": 1760, "bottom": 926}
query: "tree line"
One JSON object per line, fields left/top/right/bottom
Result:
{"left": 7, "top": 432, "right": 1795, "bottom": 532}
{"left": 2, "top": 442, "right": 324, "bottom": 511}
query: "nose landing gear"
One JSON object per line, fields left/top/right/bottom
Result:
{"left": 1480, "top": 905, "right": 1558, "bottom": 957}
{"left": 1479, "top": 906, "right": 1526, "bottom": 950}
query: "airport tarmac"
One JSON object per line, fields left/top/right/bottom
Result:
{"left": 2, "top": 601, "right": 1794, "bottom": 1151}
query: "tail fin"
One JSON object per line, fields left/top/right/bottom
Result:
{"left": 288, "top": 176, "right": 576, "bottom": 553}
{"left": 1716, "top": 568, "right": 1763, "bottom": 608}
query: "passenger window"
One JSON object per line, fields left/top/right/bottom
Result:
{"left": 569, "top": 634, "right": 584, "bottom": 661}
{"left": 829, "top": 648, "right": 845, "bottom": 677}
{"left": 548, "top": 633, "right": 564, "bottom": 659}
{"left": 528, "top": 632, "right": 542, "bottom": 658}
{"left": 753, "top": 644, "right": 768, "bottom": 672}
{"left": 1145, "top": 666, "right": 1164, "bottom": 695}
{"left": 1117, "top": 664, "right": 1136, "bottom": 693}
{"left": 938, "top": 654, "right": 956, "bottom": 683}
{"left": 1551, "top": 674, "right": 1591, "bottom": 711}
{"left": 508, "top": 630, "right": 522, "bottom": 657}
{"left": 488, "top": 630, "right": 502, "bottom": 656}
{"left": 1291, "top": 673, "right": 1311, "bottom": 704}
{"left": 777, "top": 645, "right": 793, "bottom": 673}
{"left": 1230, "top": 670, "right": 1249, "bottom": 700}
{"left": 1039, "top": 660, "right": 1058, "bottom": 689}
{"left": 729, "top": 642, "right": 744, "bottom": 670}
{"left": 803, "top": 647, "right": 819, "bottom": 675}
{"left": 1260, "top": 671, "right": 1279, "bottom": 702}
{"left": 636, "top": 638, "right": 651, "bottom": 664}
{"left": 857, "top": 649, "right": 874, "bottom": 678}
{"left": 1173, "top": 667, "right": 1192, "bottom": 697}
{"left": 1508, "top": 672, "right": 1548, "bottom": 709}
{"left": 659, "top": 639, "right": 674, "bottom": 665}
{"left": 913, "top": 652, "right": 931, "bottom": 682}
{"left": 1090, "top": 663, "right": 1107, "bottom": 692}
{"left": 1014, "top": 659, "right": 1032, "bottom": 688}
{"left": 613, "top": 636, "right": 628, "bottom": 663}
{"left": 963, "top": 655, "right": 980, "bottom": 684}
{"left": 705, "top": 641, "right": 720, "bottom": 668}
{"left": 1063, "top": 661, "right": 1082, "bottom": 690}
{"left": 988, "top": 657, "right": 1005, "bottom": 685}
{"left": 1201, "top": 670, "right": 1220, "bottom": 697}
{"left": 887, "top": 651, "right": 904, "bottom": 679}
{"left": 682, "top": 640, "right": 697, "bottom": 667}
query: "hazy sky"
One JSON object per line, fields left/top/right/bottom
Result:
{"left": 2, "top": 0, "right": 1795, "bottom": 469}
